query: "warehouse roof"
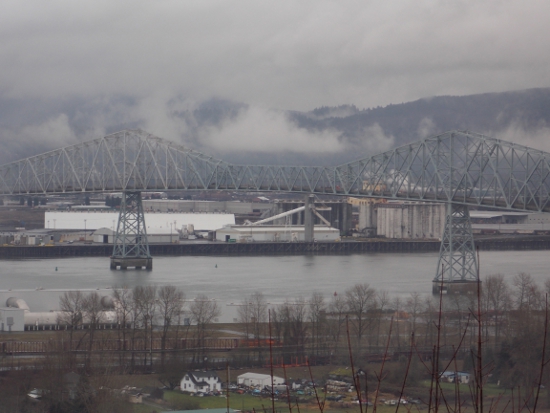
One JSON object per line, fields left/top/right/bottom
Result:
{"left": 45, "top": 211, "right": 235, "bottom": 231}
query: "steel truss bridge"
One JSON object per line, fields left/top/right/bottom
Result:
{"left": 1, "top": 129, "right": 550, "bottom": 288}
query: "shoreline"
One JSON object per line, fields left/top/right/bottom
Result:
{"left": 1, "top": 235, "right": 550, "bottom": 259}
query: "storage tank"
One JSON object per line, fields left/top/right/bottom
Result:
{"left": 6, "top": 297, "right": 30, "bottom": 312}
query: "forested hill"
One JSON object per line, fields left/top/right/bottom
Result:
{"left": 289, "top": 87, "right": 550, "bottom": 149}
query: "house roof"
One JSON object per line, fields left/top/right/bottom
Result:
{"left": 189, "top": 371, "right": 220, "bottom": 380}
{"left": 184, "top": 371, "right": 221, "bottom": 387}
{"left": 237, "top": 372, "right": 283, "bottom": 381}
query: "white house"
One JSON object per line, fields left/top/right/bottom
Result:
{"left": 180, "top": 371, "right": 222, "bottom": 394}
{"left": 237, "top": 373, "right": 285, "bottom": 388}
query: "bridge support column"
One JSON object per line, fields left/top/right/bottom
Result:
{"left": 433, "top": 203, "right": 479, "bottom": 294}
{"left": 304, "top": 194, "right": 314, "bottom": 242}
{"left": 110, "top": 191, "right": 152, "bottom": 270}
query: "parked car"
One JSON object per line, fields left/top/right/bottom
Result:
{"left": 353, "top": 400, "right": 373, "bottom": 406}
{"left": 327, "top": 395, "right": 344, "bottom": 401}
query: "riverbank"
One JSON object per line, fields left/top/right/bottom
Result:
{"left": 1, "top": 235, "right": 550, "bottom": 258}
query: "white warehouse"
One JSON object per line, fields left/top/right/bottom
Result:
{"left": 45, "top": 211, "right": 235, "bottom": 232}
{"left": 215, "top": 225, "right": 340, "bottom": 242}
{"left": 237, "top": 373, "right": 285, "bottom": 387}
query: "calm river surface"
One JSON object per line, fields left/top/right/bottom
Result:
{"left": 1, "top": 250, "right": 549, "bottom": 322}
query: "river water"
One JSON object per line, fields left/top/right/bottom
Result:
{"left": 0, "top": 250, "right": 549, "bottom": 322}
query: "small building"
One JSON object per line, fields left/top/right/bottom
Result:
{"left": 127, "top": 392, "right": 143, "bottom": 404}
{"left": 440, "top": 371, "right": 470, "bottom": 384}
{"left": 160, "top": 409, "right": 238, "bottom": 413}
{"left": 237, "top": 372, "right": 285, "bottom": 388}
{"left": 0, "top": 307, "right": 25, "bottom": 332}
{"left": 180, "top": 371, "right": 222, "bottom": 394}
{"left": 64, "top": 372, "right": 82, "bottom": 400}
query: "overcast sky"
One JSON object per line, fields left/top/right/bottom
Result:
{"left": 1, "top": 0, "right": 550, "bottom": 159}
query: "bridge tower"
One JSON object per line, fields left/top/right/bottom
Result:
{"left": 433, "top": 203, "right": 479, "bottom": 294}
{"left": 110, "top": 191, "right": 153, "bottom": 270}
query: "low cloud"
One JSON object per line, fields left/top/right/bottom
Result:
{"left": 355, "top": 123, "right": 395, "bottom": 156}
{"left": 200, "top": 106, "right": 346, "bottom": 154}
{"left": 0, "top": 114, "right": 81, "bottom": 163}
{"left": 417, "top": 117, "right": 437, "bottom": 139}
{"left": 493, "top": 121, "right": 550, "bottom": 153}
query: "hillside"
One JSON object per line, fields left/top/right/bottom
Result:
{"left": 290, "top": 87, "right": 550, "bottom": 148}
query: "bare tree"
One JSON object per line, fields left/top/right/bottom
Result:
{"left": 133, "top": 285, "right": 158, "bottom": 368}
{"left": 189, "top": 294, "right": 221, "bottom": 361}
{"left": 420, "top": 296, "right": 438, "bottom": 347}
{"left": 513, "top": 272, "right": 543, "bottom": 311}
{"left": 290, "top": 297, "right": 309, "bottom": 358}
{"left": 238, "top": 291, "right": 268, "bottom": 363}
{"left": 327, "top": 292, "right": 347, "bottom": 362}
{"left": 157, "top": 285, "right": 186, "bottom": 366}
{"left": 249, "top": 291, "right": 268, "bottom": 345}
{"left": 309, "top": 291, "right": 327, "bottom": 358}
{"left": 275, "top": 298, "right": 309, "bottom": 362}
{"left": 392, "top": 295, "right": 403, "bottom": 350}
{"left": 345, "top": 283, "right": 376, "bottom": 351}
{"left": 375, "top": 290, "right": 390, "bottom": 347}
{"left": 58, "top": 290, "right": 86, "bottom": 361}
{"left": 484, "top": 274, "right": 511, "bottom": 347}
{"left": 405, "top": 292, "right": 422, "bottom": 337}
{"left": 82, "top": 291, "right": 105, "bottom": 372}
{"left": 112, "top": 286, "right": 133, "bottom": 371}
{"left": 237, "top": 301, "right": 251, "bottom": 338}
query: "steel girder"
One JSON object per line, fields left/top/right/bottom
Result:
{"left": 1, "top": 129, "right": 550, "bottom": 213}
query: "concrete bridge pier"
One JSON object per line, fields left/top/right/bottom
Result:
{"left": 110, "top": 257, "right": 153, "bottom": 270}
{"left": 304, "top": 194, "right": 314, "bottom": 242}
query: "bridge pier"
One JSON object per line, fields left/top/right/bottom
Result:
{"left": 110, "top": 191, "right": 153, "bottom": 270}
{"left": 304, "top": 194, "right": 314, "bottom": 242}
{"left": 433, "top": 203, "right": 480, "bottom": 294}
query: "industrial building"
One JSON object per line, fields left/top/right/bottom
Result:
{"left": 142, "top": 199, "right": 272, "bottom": 215}
{"left": 349, "top": 197, "right": 386, "bottom": 237}
{"left": 352, "top": 199, "right": 446, "bottom": 239}
{"left": 4, "top": 296, "right": 117, "bottom": 331}
{"left": 270, "top": 200, "right": 352, "bottom": 233}
{"left": 215, "top": 225, "right": 340, "bottom": 242}
{"left": 376, "top": 202, "right": 446, "bottom": 239}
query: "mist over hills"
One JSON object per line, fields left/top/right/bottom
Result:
{"left": 0, "top": 88, "right": 549, "bottom": 166}
{"left": 294, "top": 88, "right": 550, "bottom": 147}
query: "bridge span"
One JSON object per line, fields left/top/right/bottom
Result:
{"left": 1, "top": 129, "right": 549, "bottom": 290}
